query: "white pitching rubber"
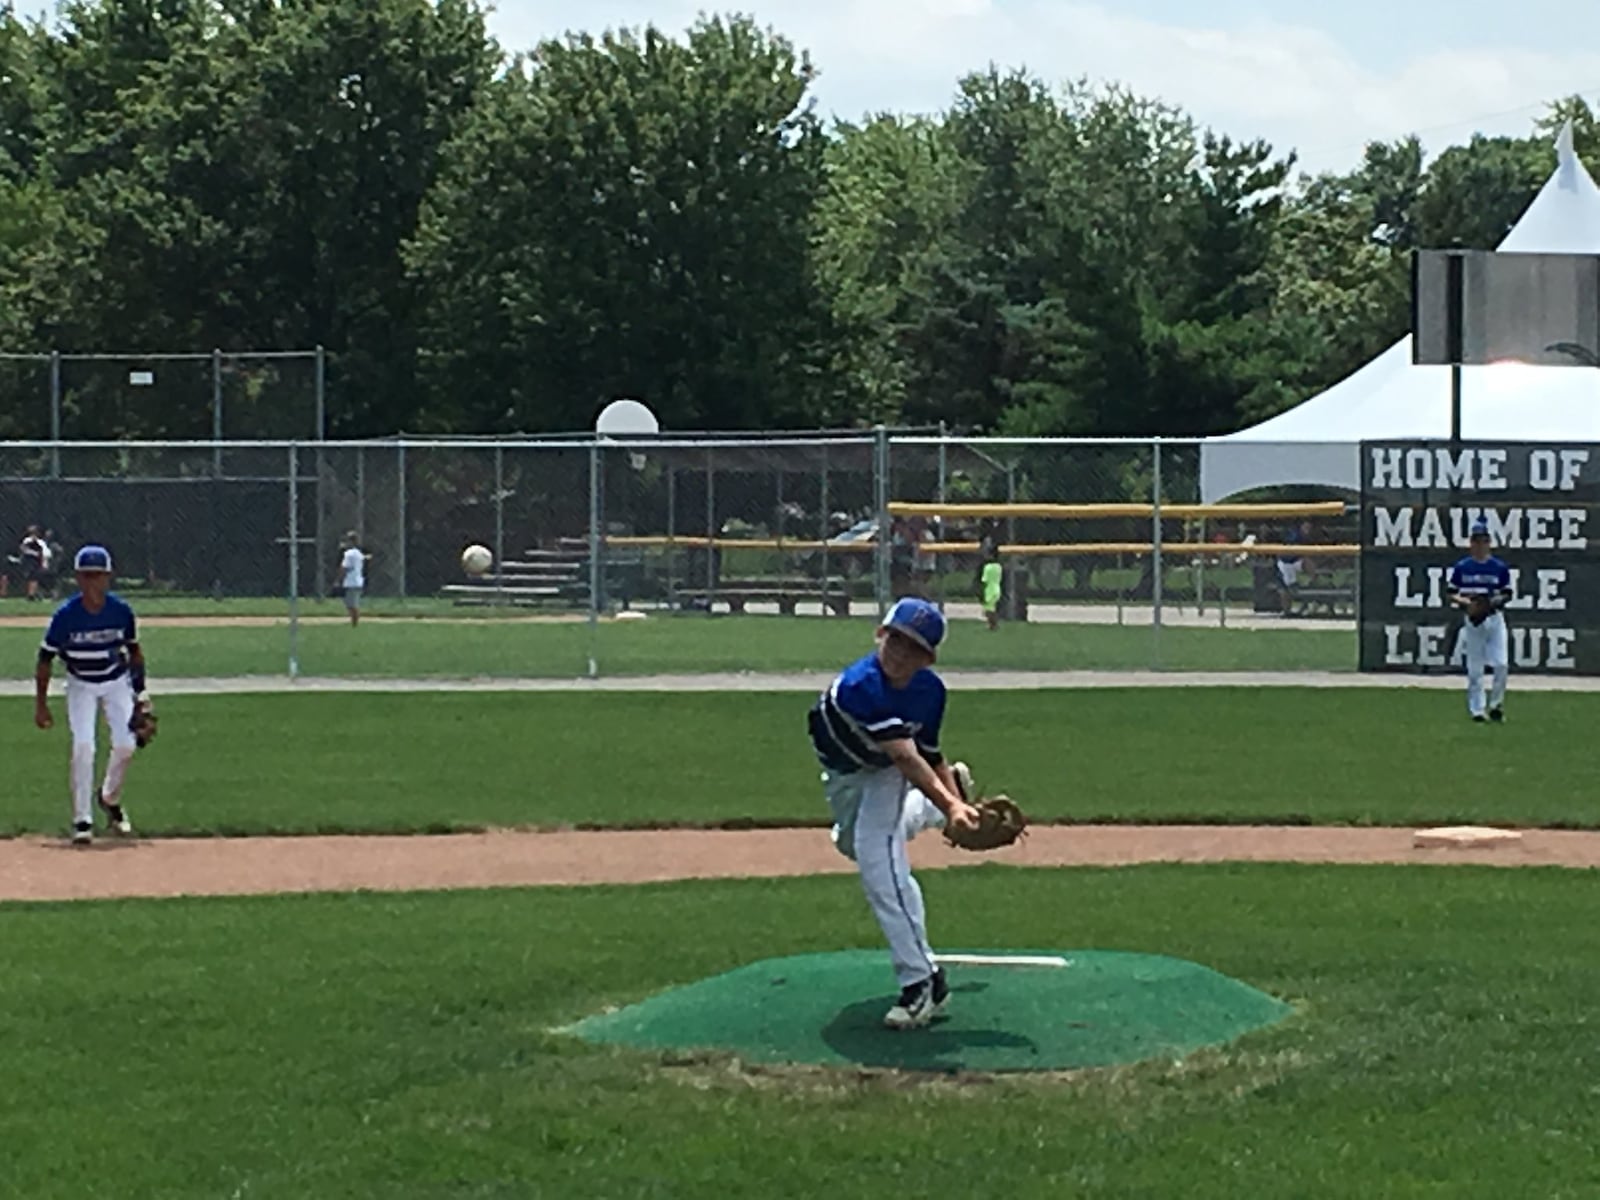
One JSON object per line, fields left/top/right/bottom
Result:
{"left": 1412, "top": 825, "right": 1524, "bottom": 850}
{"left": 934, "top": 953, "right": 1071, "bottom": 969}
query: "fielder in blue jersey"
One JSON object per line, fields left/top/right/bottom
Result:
{"left": 807, "top": 598, "right": 980, "bottom": 1030}
{"left": 1448, "top": 519, "right": 1512, "bottom": 722}
{"left": 34, "top": 546, "right": 150, "bottom": 843}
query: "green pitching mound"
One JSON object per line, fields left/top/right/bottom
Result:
{"left": 567, "top": 949, "right": 1292, "bottom": 1074}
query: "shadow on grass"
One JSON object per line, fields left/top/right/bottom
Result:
{"left": 819, "top": 992, "right": 1037, "bottom": 1072}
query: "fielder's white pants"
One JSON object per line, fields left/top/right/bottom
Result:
{"left": 65, "top": 676, "right": 137, "bottom": 825}
{"left": 823, "top": 768, "right": 946, "bottom": 988}
{"left": 1459, "top": 612, "right": 1509, "bottom": 718}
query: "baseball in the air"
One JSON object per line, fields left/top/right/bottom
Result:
{"left": 461, "top": 544, "right": 493, "bottom": 576}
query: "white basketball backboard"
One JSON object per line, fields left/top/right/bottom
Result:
{"left": 594, "top": 398, "right": 660, "bottom": 436}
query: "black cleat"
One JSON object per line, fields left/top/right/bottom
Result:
{"left": 1472, "top": 714, "right": 1488, "bottom": 723}
{"left": 1488, "top": 707, "right": 1505, "bottom": 723}
{"left": 98, "top": 799, "right": 132, "bottom": 835}
{"left": 884, "top": 976, "right": 938, "bottom": 1030}
{"left": 931, "top": 967, "right": 949, "bottom": 1014}
{"left": 70, "top": 820, "right": 92, "bottom": 845}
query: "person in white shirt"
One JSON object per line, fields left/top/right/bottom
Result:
{"left": 338, "top": 532, "right": 370, "bottom": 627}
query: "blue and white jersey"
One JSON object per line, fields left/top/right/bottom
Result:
{"left": 1448, "top": 555, "right": 1512, "bottom": 598}
{"left": 808, "top": 652, "right": 946, "bottom": 774}
{"left": 41, "top": 593, "right": 139, "bottom": 683}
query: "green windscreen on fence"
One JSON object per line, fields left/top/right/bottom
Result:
{"left": 566, "top": 949, "right": 1292, "bottom": 1074}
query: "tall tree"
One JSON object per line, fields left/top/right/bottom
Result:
{"left": 1537, "top": 95, "right": 1600, "bottom": 164}
{"left": 1414, "top": 133, "right": 1550, "bottom": 249}
{"left": 408, "top": 16, "right": 831, "bottom": 432}
{"left": 813, "top": 114, "right": 965, "bottom": 424}
{"left": 20, "top": 0, "right": 497, "bottom": 435}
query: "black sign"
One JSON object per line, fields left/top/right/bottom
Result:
{"left": 1359, "top": 441, "right": 1600, "bottom": 674}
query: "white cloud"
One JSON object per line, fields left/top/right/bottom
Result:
{"left": 486, "top": 0, "right": 1600, "bottom": 172}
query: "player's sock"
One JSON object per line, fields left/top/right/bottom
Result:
{"left": 71, "top": 742, "right": 96, "bottom": 827}
{"left": 101, "top": 745, "right": 135, "bottom": 806}
{"left": 1488, "top": 668, "right": 1507, "bottom": 712}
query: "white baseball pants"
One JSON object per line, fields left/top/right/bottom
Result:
{"left": 65, "top": 676, "right": 137, "bottom": 825}
{"left": 1459, "top": 612, "right": 1508, "bottom": 718}
{"left": 823, "top": 768, "right": 946, "bottom": 988}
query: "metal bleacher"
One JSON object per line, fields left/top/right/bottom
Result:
{"left": 438, "top": 547, "right": 587, "bottom": 608}
{"left": 438, "top": 540, "right": 649, "bottom": 609}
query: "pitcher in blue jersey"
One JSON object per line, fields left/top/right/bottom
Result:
{"left": 1448, "top": 519, "right": 1512, "bottom": 722}
{"left": 34, "top": 546, "right": 147, "bottom": 843}
{"left": 807, "top": 597, "right": 980, "bottom": 1030}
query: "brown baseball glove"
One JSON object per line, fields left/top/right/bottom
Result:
{"left": 944, "top": 795, "right": 1028, "bottom": 852}
{"left": 129, "top": 698, "right": 158, "bottom": 748}
{"left": 1466, "top": 596, "right": 1494, "bottom": 626}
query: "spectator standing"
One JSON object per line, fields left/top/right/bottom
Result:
{"left": 19, "top": 526, "right": 47, "bottom": 601}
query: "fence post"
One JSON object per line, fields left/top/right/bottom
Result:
{"left": 355, "top": 445, "right": 365, "bottom": 542}
{"left": 312, "top": 347, "right": 327, "bottom": 600}
{"left": 666, "top": 466, "right": 676, "bottom": 606}
{"left": 705, "top": 448, "right": 716, "bottom": 604}
{"left": 494, "top": 443, "right": 505, "bottom": 607}
{"left": 396, "top": 442, "right": 407, "bottom": 600}
{"left": 936, "top": 423, "right": 947, "bottom": 612}
{"left": 287, "top": 443, "right": 301, "bottom": 679}
{"left": 873, "top": 424, "right": 889, "bottom": 612}
{"left": 1152, "top": 439, "right": 1164, "bottom": 668}
{"left": 588, "top": 440, "right": 600, "bottom": 677}
{"left": 818, "top": 445, "right": 830, "bottom": 610}
{"left": 1005, "top": 463, "right": 1017, "bottom": 620}
{"left": 313, "top": 453, "right": 325, "bottom": 603}
{"left": 48, "top": 351, "right": 61, "bottom": 478}
{"left": 775, "top": 461, "right": 785, "bottom": 596}
{"left": 314, "top": 345, "right": 326, "bottom": 440}
{"left": 211, "top": 349, "right": 223, "bottom": 477}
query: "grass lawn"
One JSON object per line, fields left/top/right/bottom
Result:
{"left": 0, "top": 595, "right": 513, "bottom": 620}
{"left": 0, "top": 611, "right": 1353, "bottom": 677}
{"left": 6, "top": 865, "right": 1600, "bottom": 1197}
{"left": 4, "top": 687, "right": 1595, "bottom": 836}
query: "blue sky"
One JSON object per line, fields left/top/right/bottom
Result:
{"left": 488, "top": 0, "right": 1599, "bottom": 173}
{"left": 20, "top": 0, "right": 1598, "bottom": 174}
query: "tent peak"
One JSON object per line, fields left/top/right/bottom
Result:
{"left": 1557, "top": 119, "right": 1578, "bottom": 185}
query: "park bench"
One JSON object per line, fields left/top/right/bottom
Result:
{"left": 675, "top": 575, "right": 852, "bottom": 616}
{"left": 1288, "top": 586, "right": 1356, "bottom": 618}
{"left": 439, "top": 581, "right": 568, "bottom": 607}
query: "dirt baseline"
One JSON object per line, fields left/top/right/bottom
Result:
{"left": 3, "top": 824, "right": 1598, "bottom": 903}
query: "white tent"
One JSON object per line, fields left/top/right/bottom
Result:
{"left": 1199, "top": 123, "right": 1600, "bottom": 502}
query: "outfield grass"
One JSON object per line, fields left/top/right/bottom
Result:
{"left": 0, "top": 595, "right": 507, "bottom": 619}
{"left": 6, "top": 865, "right": 1600, "bottom": 1197}
{"left": 5, "top": 687, "right": 1595, "bottom": 837}
{"left": 0, "top": 584, "right": 1266, "bottom": 620}
{"left": 0, "top": 610, "right": 1352, "bottom": 677}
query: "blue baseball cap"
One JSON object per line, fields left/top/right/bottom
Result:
{"left": 1470, "top": 518, "right": 1491, "bottom": 540}
{"left": 74, "top": 545, "right": 113, "bottom": 573}
{"left": 882, "top": 597, "right": 946, "bottom": 656}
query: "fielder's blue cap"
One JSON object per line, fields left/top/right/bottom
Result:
{"left": 1470, "top": 518, "right": 1491, "bottom": 539}
{"left": 883, "top": 596, "right": 946, "bottom": 655}
{"left": 74, "top": 545, "right": 113, "bottom": 572}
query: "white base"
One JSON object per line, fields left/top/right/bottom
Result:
{"left": 934, "top": 953, "right": 1071, "bottom": 969}
{"left": 1412, "top": 825, "right": 1524, "bottom": 849}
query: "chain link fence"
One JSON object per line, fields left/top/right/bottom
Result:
{"left": 0, "top": 434, "right": 1359, "bottom": 678}
{"left": 0, "top": 351, "right": 324, "bottom": 444}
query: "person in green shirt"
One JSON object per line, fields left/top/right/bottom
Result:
{"left": 979, "top": 553, "right": 1003, "bottom": 631}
